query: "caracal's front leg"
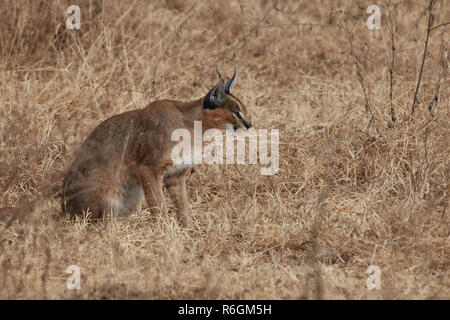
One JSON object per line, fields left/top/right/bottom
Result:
{"left": 164, "top": 169, "right": 192, "bottom": 228}
{"left": 137, "top": 165, "right": 167, "bottom": 216}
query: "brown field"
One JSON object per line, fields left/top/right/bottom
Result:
{"left": 0, "top": 0, "right": 448, "bottom": 299}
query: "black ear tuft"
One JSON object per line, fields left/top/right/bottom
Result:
{"left": 224, "top": 67, "right": 237, "bottom": 94}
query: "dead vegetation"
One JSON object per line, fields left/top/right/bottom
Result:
{"left": 0, "top": 0, "right": 448, "bottom": 299}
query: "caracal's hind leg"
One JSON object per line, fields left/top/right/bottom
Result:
{"left": 62, "top": 168, "right": 125, "bottom": 220}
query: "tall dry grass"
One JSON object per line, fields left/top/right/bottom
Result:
{"left": 0, "top": 0, "right": 448, "bottom": 299}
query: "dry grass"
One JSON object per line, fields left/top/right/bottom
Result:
{"left": 0, "top": 0, "right": 448, "bottom": 299}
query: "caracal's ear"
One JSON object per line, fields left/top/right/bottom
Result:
{"left": 203, "top": 69, "right": 226, "bottom": 109}
{"left": 203, "top": 67, "right": 237, "bottom": 109}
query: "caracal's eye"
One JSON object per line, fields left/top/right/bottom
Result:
{"left": 233, "top": 111, "right": 243, "bottom": 120}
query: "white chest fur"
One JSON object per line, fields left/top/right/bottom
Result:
{"left": 166, "top": 163, "right": 193, "bottom": 176}
{"left": 166, "top": 146, "right": 201, "bottom": 176}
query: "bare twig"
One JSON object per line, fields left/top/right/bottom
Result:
{"left": 429, "top": 21, "right": 450, "bottom": 32}
{"left": 428, "top": 30, "right": 447, "bottom": 118}
{"left": 198, "top": 0, "right": 279, "bottom": 84}
{"left": 411, "top": 0, "right": 436, "bottom": 115}
{"left": 397, "top": 6, "right": 428, "bottom": 52}
{"left": 387, "top": 12, "right": 398, "bottom": 122}
{"left": 342, "top": 23, "right": 375, "bottom": 127}
{"left": 260, "top": 22, "right": 342, "bottom": 29}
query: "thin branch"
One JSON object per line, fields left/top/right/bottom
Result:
{"left": 428, "top": 30, "right": 447, "bottom": 118}
{"left": 388, "top": 11, "right": 398, "bottom": 122}
{"left": 198, "top": 0, "right": 279, "bottom": 85}
{"left": 411, "top": 0, "right": 436, "bottom": 115}
{"left": 430, "top": 21, "right": 450, "bottom": 32}
{"left": 397, "top": 6, "right": 428, "bottom": 52}
{"left": 260, "top": 22, "right": 343, "bottom": 29}
{"left": 342, "top": 24, "right": 375, "bottom": 126}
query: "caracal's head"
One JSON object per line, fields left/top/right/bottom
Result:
{"left": 202, "top": 68, "right": 252, "bottom": 131}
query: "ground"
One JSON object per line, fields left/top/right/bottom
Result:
{"left": 0, "top": 0, "right": 448, "bottom": 299}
